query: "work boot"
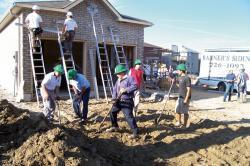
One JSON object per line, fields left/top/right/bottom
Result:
{"left": 128, "top": 130, "right": 139, "bottom": 139}
{"left": 106, "top": 127, "right": 119, "bottom": 133}
{"left": 175, "top": 121, "right": 181, "bottom": 127}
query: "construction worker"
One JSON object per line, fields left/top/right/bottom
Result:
{"left": 175, "top": 64, "right": 191, "bottom": 128}
{"left": 223, "top": 69, "right": 236, "bottom": 102}
{"left": 67, "top": 69, "right": 90, "bottom": 123}
{"left": 106, "top": 64, "right": 139, "bottom": 139}
{"left": 129, "top": 59, "right": 144, "bottom": 116}
{"left": 25, "top": 5, "right": 43, "bottom": 52}
{"left": 237, "top": 67, "right": 249, "bottom": 102}
{"left": 62, "top": 11, "right": 78, "bottom": 53}
{"left": 41, "top": 64, "right": 64, "bottom": 121}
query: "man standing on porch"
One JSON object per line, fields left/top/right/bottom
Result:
{"left": 41, "top": 64, "right": 64, "bottom": 122}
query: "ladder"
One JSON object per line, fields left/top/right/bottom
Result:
{"left": 109, "top": 26, "right": 128, "bottom": 68}
{"left": 56, "top": 24, "right": 76, "bottom": 100}
{"left": 28, "top": 33, "right": 46, "bottom": 107}
{"left": 88, "top": 5, "right": 113, "bottom": 100}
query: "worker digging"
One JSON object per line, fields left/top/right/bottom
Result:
{"left": 41, "top": 64, "right": 64, "bottom": 122}
{"left": 1, "top": 1, "right": 250, "bottom": 165}
{"left": 106, "top": 64, "right": 139, "bottom": 139}
{"left": 68, "top": 69, "right": 91, "bottom": 124}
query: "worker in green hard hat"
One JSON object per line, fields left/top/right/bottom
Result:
{"left": 106, "top": 64, "right": 139, "bottom": 139}
{"left": 67, "top": 69, "right": 90, "bottom": 124}
{"left": 175, "top": 63, "right": 191, "bottom": 129}
{"left": 41, "top": 64, "right": 64, "bottom": 122}
{"left": 129, "top": 59, "right": 144, "bottom": 117}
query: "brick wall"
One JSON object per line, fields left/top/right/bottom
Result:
{"left": 21, "top": 0, "right": 145, "bottom": 100}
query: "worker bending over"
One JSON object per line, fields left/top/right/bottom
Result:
{"left": 41, "top": 64, "right": 64, "bottom": 122}
{"left": 67, "top": 69, "right": 90, "bottom": 123}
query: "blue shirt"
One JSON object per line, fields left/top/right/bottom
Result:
{"left": 225, "top": 73, "right": 236, "bottom": 83}
{"left": 112, "top": 75, "right": 138, "bottom": 100}
{"left": 69, "top": 74, "right": 90, "bottom": 92}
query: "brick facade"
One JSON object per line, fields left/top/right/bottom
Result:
{"left": 21, "top": 0, "right": 145, "bottom": 100}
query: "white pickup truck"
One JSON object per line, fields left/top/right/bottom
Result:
{"left": 197, "top": 48, "right": 250, "bottom": 92}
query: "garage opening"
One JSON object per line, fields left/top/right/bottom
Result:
{"left": 41, "top": 39, "right": 84, "bottom": 93}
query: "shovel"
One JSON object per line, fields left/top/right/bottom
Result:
{"left": 97, "top": 93, "right": 122, "bottom": 133}
{"left": 154, "top": 79, "right": 174, "bottom": 125}
{"left": 56, "top": 101, "right": 61, "bottom": 125}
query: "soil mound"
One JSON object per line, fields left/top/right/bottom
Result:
{"left": 0, "top": 99, "right": 108, "bottom": 166}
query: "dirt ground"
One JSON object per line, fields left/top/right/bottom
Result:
{"left": 0, "top": 85, "right": 250, "bottom": 166}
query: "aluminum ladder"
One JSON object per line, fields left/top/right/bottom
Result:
{"left": 109, "top": 26, "right": 128, "bottom": 68}
{"left": 88, "top": 6, "right": 113, "bottom": 100}
{"left": 28, "top": 34, "right": 46, "bottom": 107}
{"left": 56, "top": 24, "right": 76, "bottom": 100}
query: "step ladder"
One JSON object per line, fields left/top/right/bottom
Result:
{"left": 28, "top": 34, "right": 46, "bottom": 107}
{"left": 56, "top": 24, "right": 76, "bottom": 100}
{"left": 88, "top": 4, "right": 113, "bottom": 101}
{"left": 109, "top": 26, "right": 128, "bottom": 68}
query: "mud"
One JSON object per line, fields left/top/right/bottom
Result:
{"left": 1, "top": 87, "right": 250, "bottom": 165}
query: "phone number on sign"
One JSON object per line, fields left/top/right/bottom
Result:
{"left": 209, "top": 63, "right": 244, "bottom": 69}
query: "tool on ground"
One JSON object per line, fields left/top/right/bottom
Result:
{"left": 154, "top": 80, "right": 174, "bottom": 125}
{"left": 56, "top": 100, "right": 61, "bottom": 125}
{"left": 97, "top": 93, "right": 122, "bottom": 133}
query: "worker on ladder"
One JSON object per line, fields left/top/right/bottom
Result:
{"left": 41, "top": 64, "right": 64, "bottom": 122}
{"left": 106, "top": 64, "right": 139, "bottom": 139}
{"left": 67, "top": 69, "right": 91, "bottom": 124}
{"left": 129, "top": 59, "right": 144, "bottom": 116}
{"left": 62, "top": 12, "right": 78, "bottom": 53}
{"left": 25, "top": 5, "right": 43, "bottom": 52}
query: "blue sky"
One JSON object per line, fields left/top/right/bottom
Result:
{"left": 109, "top": 0, "right": 250, "bottom": 51}
{"left": 0, "top": 0, "right": 250, "bottom": 51}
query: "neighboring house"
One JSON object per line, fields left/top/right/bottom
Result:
{"left": 143, "top": 42, "right": 164, "bottom": 64}
{"left": 166, "top": 45, "right": 200, "bottom": 74}
{"left": 180, "top": 46, "right": 200, "bottom": 75}
{"left": 0, "top": 0, "right": 153, "bottom": 101}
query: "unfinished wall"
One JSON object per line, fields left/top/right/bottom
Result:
{"left": 0, "top": 17, "right": 19, "bottom": 94}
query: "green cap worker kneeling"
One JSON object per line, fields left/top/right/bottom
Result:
{"left": 41, "top": 64, "right": 64, "bottom": 121}
{"left": 106, "top": 64, "right": 139, "bottom": 139}
{"left": 175, "top": 64, "right": 191, "bottom": 129}
{"left": 67, "top": 69, "right": 90, "bottom": 123}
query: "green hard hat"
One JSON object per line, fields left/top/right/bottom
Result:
{"left": 114, "top": 64, "right": 127, "bottom": 74}
{"left": 53, "top": 64, "right": 64, "bottom": 74}
{"left": 176, "top": 63, "right": 186, "bottom": 71}
{"left": 67, "top": 69, "right": 77, "bottom": 80}
{"left": 134, "top": 59, "right": 142, "bottom": 65}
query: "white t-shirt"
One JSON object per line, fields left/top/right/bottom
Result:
{"left": 25, "top": 12, "right": 43, "bottom": 29}
{"left": 64, "top": 18, "right": 78, "bottom": 31}
{"left": 41, "top": 72, "right": 61, "bottom": 91}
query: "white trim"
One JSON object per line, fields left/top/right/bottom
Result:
{"left": 15, "top": 4, "right": 67, "bottom": 13}
{"left": 119, "top": 18, "right": 153, "bottom": 26}
{"left": 64, "top": 0, "right": 84, "bottom": 11}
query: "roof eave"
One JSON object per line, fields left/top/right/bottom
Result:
{"left": 119, "top": 18, "right": 153, "bottom": 27}
{"left": 0, "top": 3, "right": 68, "bottom": 33}
{"left": 0, "top": 5, "right": 22, "bottom": 33}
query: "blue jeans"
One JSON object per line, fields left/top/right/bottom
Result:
{"left": 73, "top": 87, "right": 90, "bottom": 120}
{"left": 110, "top": 100, "right": 138, "bottom": 134}
{"left": 43, "top": 90, "right": 56, "bottom": 120}
{"left": 223, "top": 83, "right": 234, "bottom": 101}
